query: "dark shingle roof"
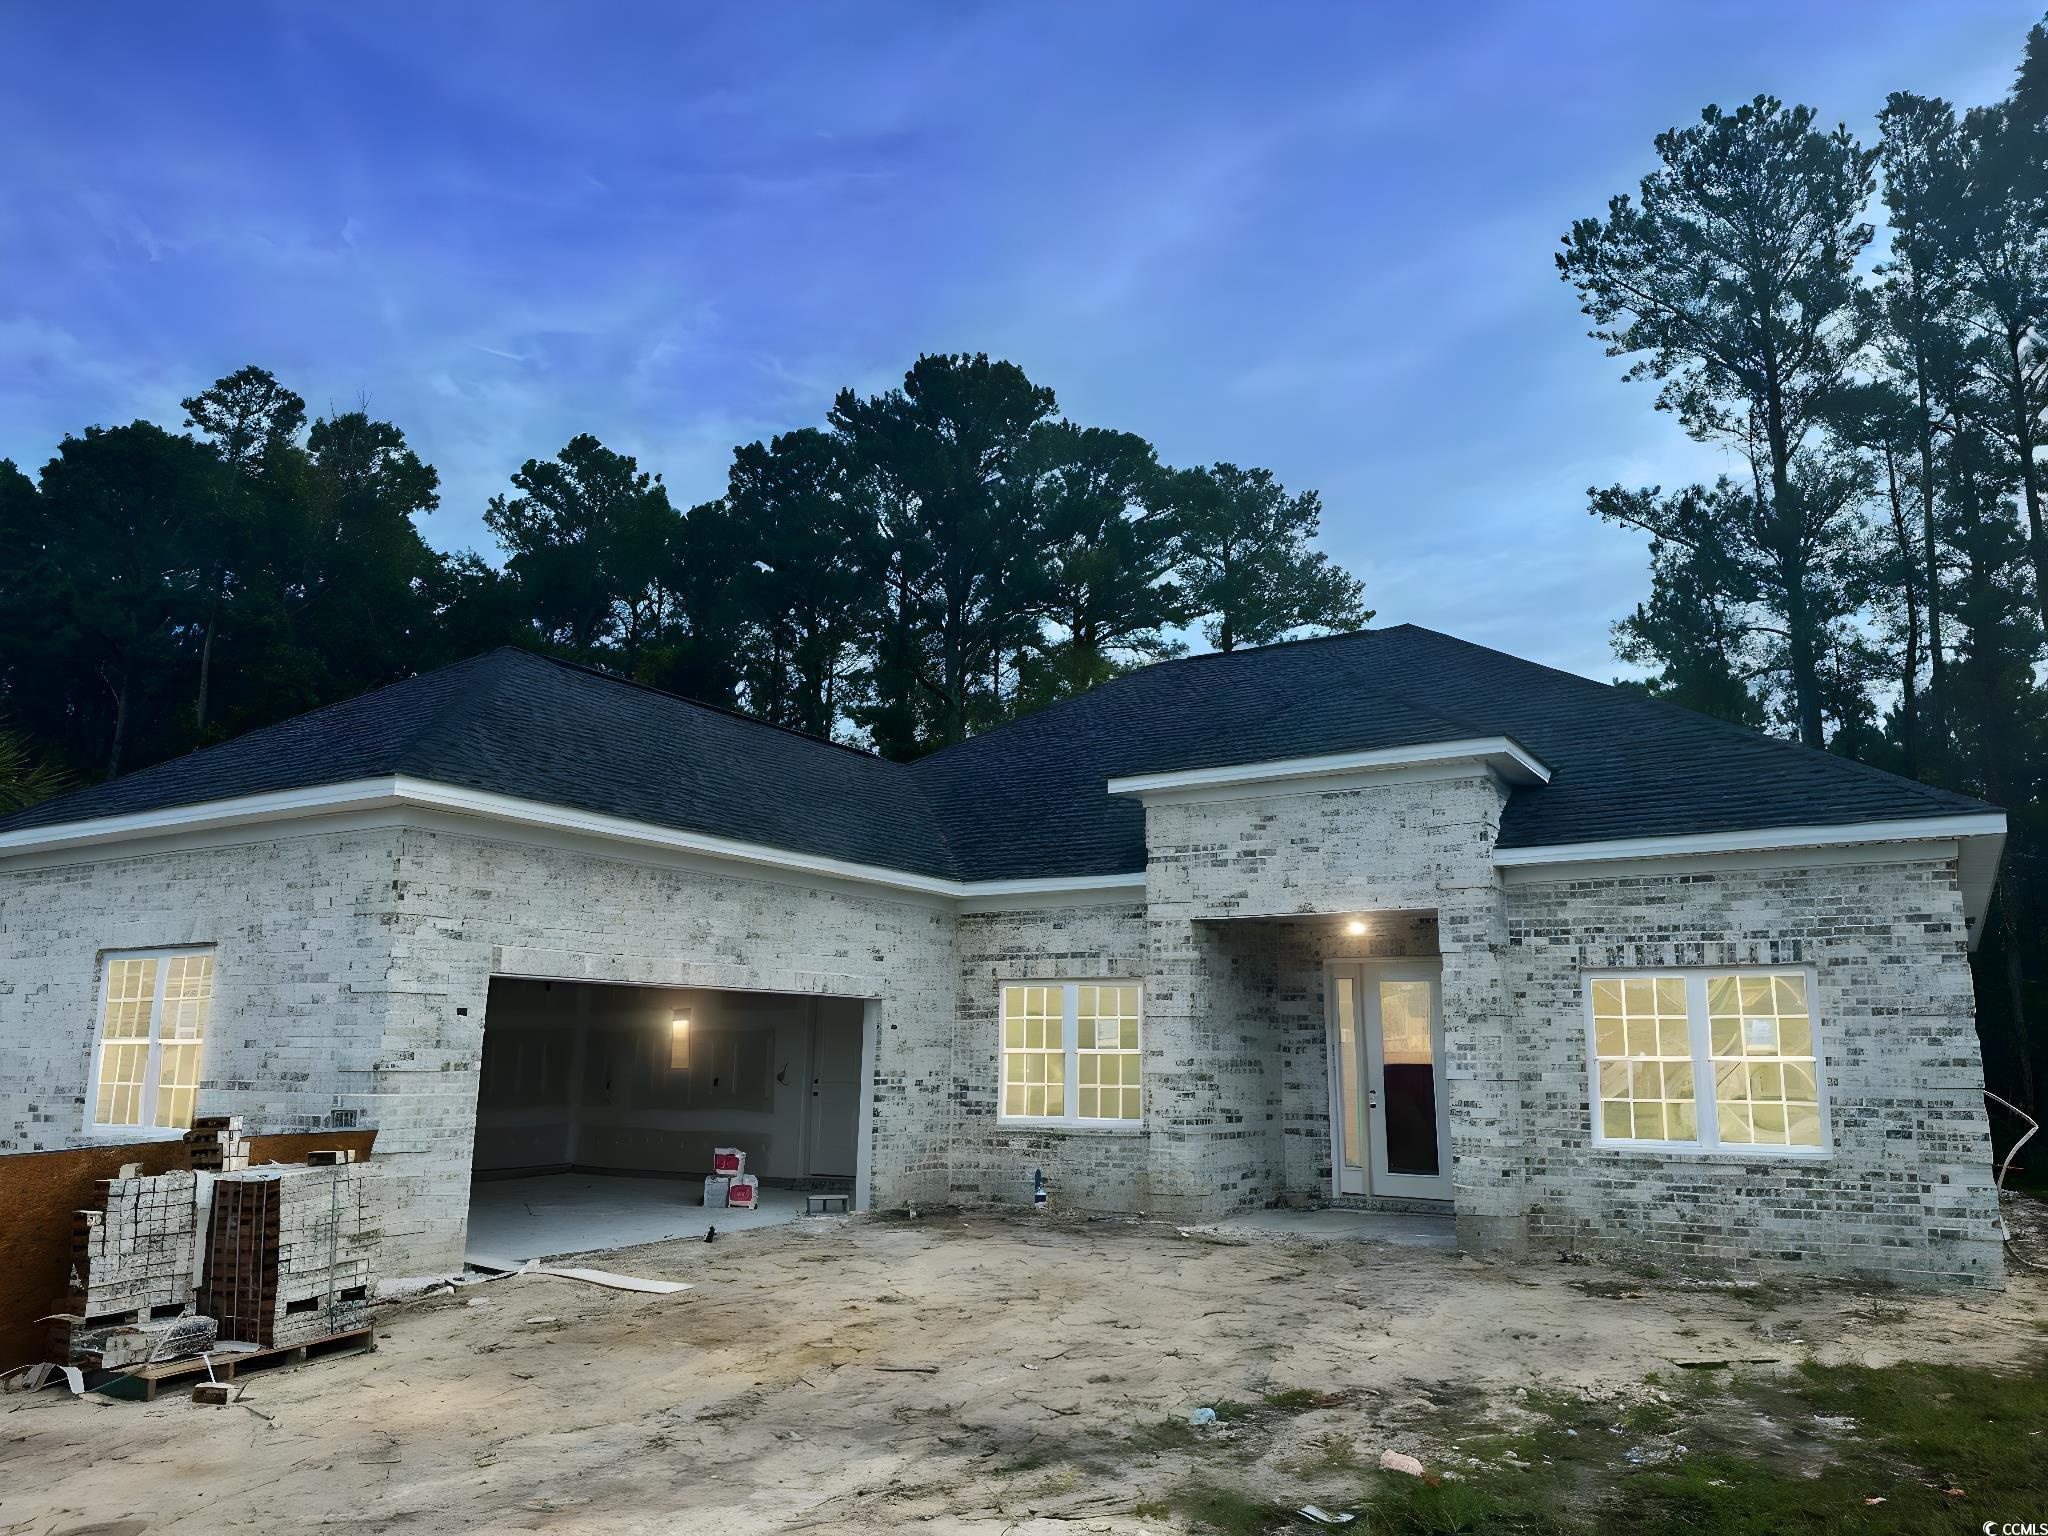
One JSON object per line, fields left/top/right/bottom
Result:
{"left": 0, "top": 628, "right": 1996, "bottom": 882}
{"left": 0, "top": 649, "right": 960, "bottom": 879}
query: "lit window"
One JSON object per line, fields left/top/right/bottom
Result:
{"left": 89, "top": 950, "right": 215, "bottom": 1132}
{"left": 1708, "top": 973, "right": 1822, "bottom": 1149}
{"left": 1590, "top": 976, "right": 1697, "bottom": 1144}
{"left": 1586, "top": 970, "right": 1825, "bottom": 1154}
{"left": 1001, "top": 981, "right": 1142, "bottom": 1126}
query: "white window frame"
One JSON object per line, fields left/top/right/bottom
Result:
{"left": 1582, "top": 965, "right": 1831, "bottom": 1160}
{"left": 997, "top": 978, "right": 1144, "bottom": 1131}
{"left": 84, "top": 946, "right": 217, "bottom": 1138}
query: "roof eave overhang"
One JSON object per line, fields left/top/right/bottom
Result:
{"left": 1494, "top": 813, "right": 2009, "bottom": 949}
{"left": 1104, "top": 737, "right": 1552, "bottom": 801}
{"left": 0, "top": 775, "right": 1147, "bottom": 907}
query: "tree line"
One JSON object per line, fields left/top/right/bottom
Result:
{"left": 0, "top": 352, "right": 1368, "bottom": 795}
{"left": 1559, "top": 14, "right": 2048, "bottom": 1114}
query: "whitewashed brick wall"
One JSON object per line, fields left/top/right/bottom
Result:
{"left": 1504, "top": 855, "right": 2002, "bottom": 1287}
{"left": 949, "top": 903, "right": 1152, "bottom": 1209}
{"left": 0, "top": 821, "right": 958, "bottom": 1275}
{"left": 0, "top": 788, "right": 2005, "bottom": 1288}
{"left": 0, "top": 827, "right": 403, "bottom": 1154}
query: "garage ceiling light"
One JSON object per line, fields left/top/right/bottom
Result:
{"left": 670, "top": 1008, "right": 692, "bottom": 1070}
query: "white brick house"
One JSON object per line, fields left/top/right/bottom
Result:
{"left": 0, "top": 629, "right": 2009, "bottom": 1286}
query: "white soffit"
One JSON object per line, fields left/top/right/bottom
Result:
{"left": 1104, "top": 737, "right": 1552, "bottom": 799}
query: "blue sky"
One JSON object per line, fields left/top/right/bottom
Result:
{"left": 1, "top": 3, "right": 2035, "bottom": 679}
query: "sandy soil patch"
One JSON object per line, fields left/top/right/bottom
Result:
{"left": 4, "top": 1210, "right": 2041, "bottom": 1535}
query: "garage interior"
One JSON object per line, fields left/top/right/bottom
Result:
{"left": 465, "top": 978, "right": 868, "bottom": 1263}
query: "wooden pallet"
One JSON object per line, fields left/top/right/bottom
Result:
{"left": 98, "top": 1326, "right": 376, "bottom": 1402}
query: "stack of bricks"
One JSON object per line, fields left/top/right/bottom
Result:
{"left": 184, "top": 1113, "right": 250, "bottom": 1172}
{"left": 51, "top": 1169, "right": 203, "bottom": 1363}
{"left": 66, "top": 1170, "right": 200, "bottom": 1317}
{"left": 204, "top": 1160, "right": 380, "bottom": 1348}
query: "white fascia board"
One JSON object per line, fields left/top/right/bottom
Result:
{"left": 1105, "top": 738, "right": 1552, "bottom": 799}
{"left": 1490, "top": 813, "right": 2008, "bottom": 868}
{"left": 0, "top": 777, "right": 407, "bottom": 858}
{"left": 0, "top": 774, "right": 1146, "bottom": 908}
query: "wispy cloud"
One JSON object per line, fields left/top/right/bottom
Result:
{"left": 0, "top": 0, "right": 2037, "bottom": 671}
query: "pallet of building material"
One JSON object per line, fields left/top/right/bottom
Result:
{"left": 101, "top": 1325, "right": 376, "bottom": 1402}
{"left": 63, "top": 1169, "right": 202, "bottom": 1320}
{"left": 202, "top": 1163, "right": 381, "bottom": 1349}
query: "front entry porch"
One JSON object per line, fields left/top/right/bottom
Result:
{"left": 1149, "top": 908, "right": 1469, "bottom": 1222}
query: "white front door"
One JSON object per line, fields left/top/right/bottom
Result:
{"left": 1326, "top": 961, "right": 1452, "bottom": 1201}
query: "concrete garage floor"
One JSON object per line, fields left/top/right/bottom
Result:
{"left": 465, "top": 1173, "right": 810, "bottom": 1265}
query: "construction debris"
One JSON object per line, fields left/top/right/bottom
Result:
{"left": 40, "top": 1128, "right": 384, "bottom": 1380}
{"left": 76, "top": 1313, "right": 218, "bottom": 1369}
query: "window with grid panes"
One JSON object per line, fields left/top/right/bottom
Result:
{"left": 1589, "top": 975, "right": 1697, "bottom": 1143}
{"left": 1000, "top": 981, "right": 1142, "bottom": 1126}
{"left": 89, "top": 950, "right": 215, "bottom": 1132}
{"left": 1585, "top": 969, "right": 1826, "bottom": 1154}
{"left": 1707, "top": 973, "right": 1822, "bottom": 1148}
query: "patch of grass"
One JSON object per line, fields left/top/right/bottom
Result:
{"left": 1619, "top": 1398, "right": 1678, "bottom": 1435}
{"left": 1369, "top": 1477, "right": 1583, "bottom": 1535}
{"left": 1125, "top": 1416, "right": 1202, "bottom": 1453}
{"left": 1280, "top": 1430, "right": 1369, "bottom": 1478}
{"left": 1262, "top": 1387, "right": 1324, "bottom": 1411}
{"left": 1364, "top": 1359, "right": 2048, "bottom": 1536}
{"left": 1134, "top": 1483, "right": 1296, "bottom": 1536}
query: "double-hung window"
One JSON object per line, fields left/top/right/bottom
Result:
{"left": 88, "top": 949, "right": 215, "bottom": 1133}
{"left": 1000, "top": 981, "right": 1142, "bottom": 1126}
{"left": 1586, "top": 968, "right": 1826, "bottom": 1155}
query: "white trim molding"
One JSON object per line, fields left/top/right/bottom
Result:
{"left": 1105, "top": 737, "right": 1552, "bottom": 802}
{"left": 0, "top": 775, "right": 1148, "bottom": 909}
{"left": 1496, "top": 812, "right": 2008, "bottom": 949}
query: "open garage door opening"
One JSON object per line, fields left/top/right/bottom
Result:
{"left": 465, "top": 977, "right": 871, "bottom": 1266}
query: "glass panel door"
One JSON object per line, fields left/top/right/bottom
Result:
{"left": 1362, "top": 965, "right": 1451, "bottom": 1200}
{"left": 1375, "top": 979, "right": 1439, "bottom": 1177}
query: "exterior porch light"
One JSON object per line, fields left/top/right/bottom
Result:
{"left": 1345, "top": 919, "right": 1368, "bottom": 937}
{"left": 669, "top": 1007, "right": 692, "bottom": 1070}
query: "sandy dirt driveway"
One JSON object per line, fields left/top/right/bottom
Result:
{"left": 4, "top": 1211, "right": 2041, "bottom": 1535}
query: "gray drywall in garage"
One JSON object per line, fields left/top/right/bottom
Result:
{"left": 472, "top": 978, "right": 863, "bottom": 1181}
